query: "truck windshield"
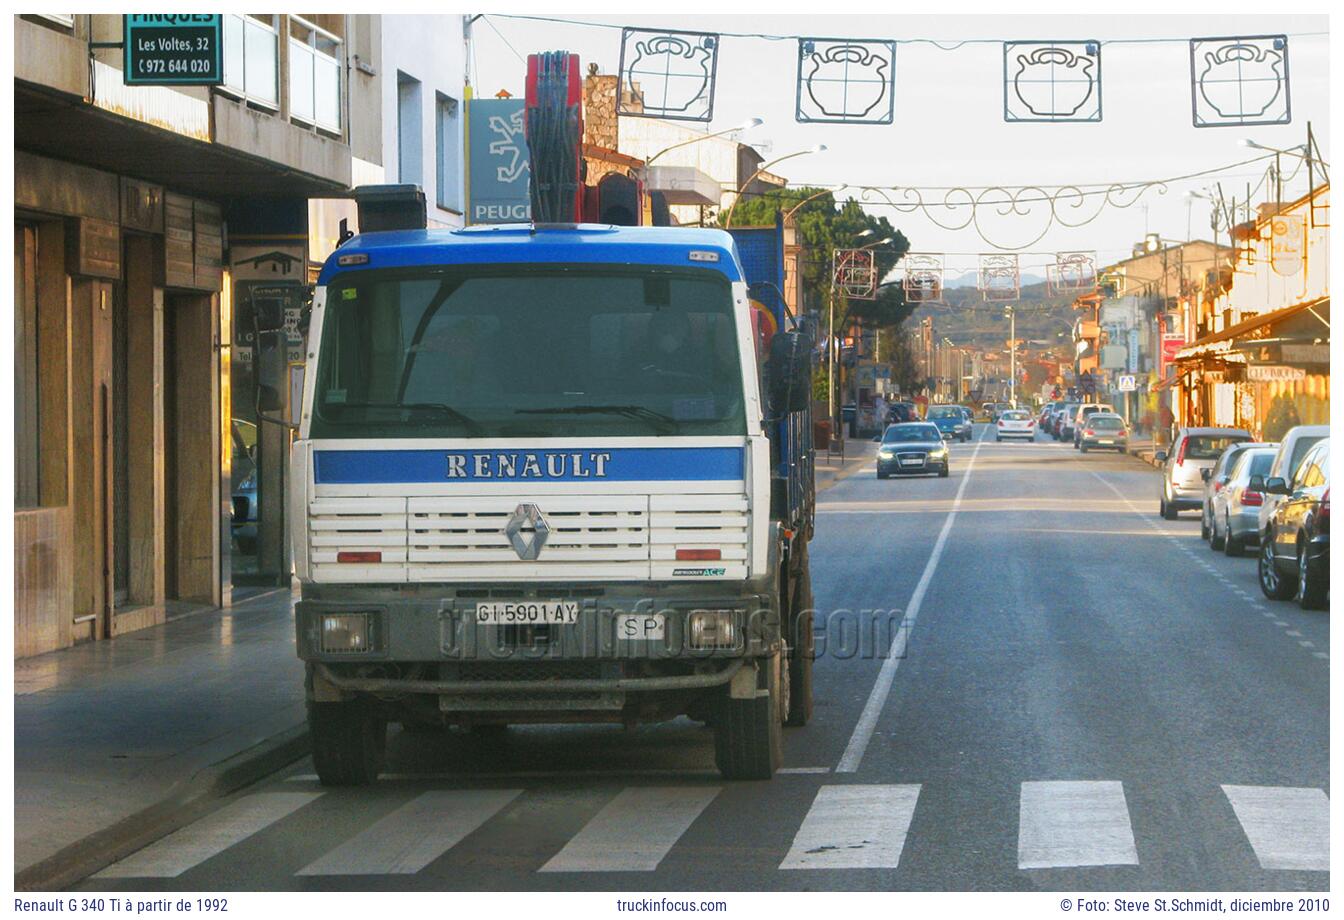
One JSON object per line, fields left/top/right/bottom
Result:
{"left": 311, "top": 266, "right": 746, "bottom": 439}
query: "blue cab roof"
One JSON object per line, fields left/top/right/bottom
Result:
{"left": 316, "top": 223, "right": 746, "bottom": 286}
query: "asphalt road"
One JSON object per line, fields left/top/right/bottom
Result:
{"left": 80, "top": 424, "right": 1329, "bottom": 891}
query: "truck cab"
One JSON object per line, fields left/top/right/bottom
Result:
{"left": 289, "top": 222, "right": 815, "bottom": 784}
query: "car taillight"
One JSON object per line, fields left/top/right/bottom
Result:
{"left": 1084, "top": 428, "right": 1095, "bottom": 436}
{"left": 1174, "top": 438, "right": 1188, "bottom": 465}
{"left": 1213, "top": 480, "right": 1224, "bottom": 492}
{"left": 1241, "top": 491, "right": 1263, "bottom": 506}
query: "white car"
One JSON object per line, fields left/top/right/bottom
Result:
{"left": 1255, "top": 425, "right": 1330, "bottom": 537}
{"left": 995, "top": 409, "right": 1036, "bottom": 441}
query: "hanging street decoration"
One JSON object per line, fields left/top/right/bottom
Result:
{"left": 1190, "top": 35, "right": 1290, "bottom": 127}
{"left": 1047, "top": 251, "right": 1098, "bottom": 294}
{"left": 1003, "top": 41, "right": 1101, "bottom": 123}
{"left": 1270, "top": 213, "right": 1305, "bottom": 276}
{"left": 618, "top": 28, "right": 719, "bottom": 122}
{"left": 978, "top": 254, "right": 1020, "bottom": 301}
{"left": 902, "top": 253, "right": 944, "bottom": 303}
{"left": 835, "top": 248, "right": 878, "bottom": 300}
{"left": 796, "top": 38, "right": 896, "bottom": 125}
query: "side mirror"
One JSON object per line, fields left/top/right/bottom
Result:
{"left": 1248, "top": 475, "right": 1265, "bottom": 491}
{"left": 1264, "top": 477, "right": 1290, "bottom": 495}
{"left": 1154, "top": 450, "right": 1168, "bottom": 463}
{"left": 1200, "top": 468, "right": 1212, "bottom": 482}
{"left": 255, "top": 329, "right": 289, "bottom": 413}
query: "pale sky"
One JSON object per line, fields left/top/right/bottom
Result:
{"left": 471, "top": 13, "right": 1329, "bottom": 281}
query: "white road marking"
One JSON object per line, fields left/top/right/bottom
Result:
{"left": 836, "top": 429, "right": 986, "bottom": 774}
{"left": 95, "top": 793, "right": 321, "bottom": 878}
{"left": 539, "top": 786, "right": 719, "bottom": 872}
{"left": 780, "top": 784, "right": 921, "bottom": 870}
{"left": 1299, "top": 641, "right": 1315, "bottom": 648}
{"left": 1286, "top": 630, "right": 1303, "bottom": 637}
{"left": 1223, "top": 785, "right": 1330, "bottom": 871}
{"left": 296, "top": 789, "right": 521, "bottom": 876}
{"left": 1018, "top": 781, "right": 1139, "bottom": 869}
{"left": 1313, "top": 652, "right": 1329, "bottom": 659}
{"left": 778, "top": 766, "right": 832, "bottom": 774}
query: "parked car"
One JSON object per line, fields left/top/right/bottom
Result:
{"left": 1255, "top": 425, "right": 1330, "bottom": 538}
{"left": 1038, "top": 401, "right": 1061, "bottom": 430}
{"left": 1209, "top": 445, "right": 1278, "bottom": 556}
{"left": 995, "top": 408, "right": 1036, "bottom": 441}
{"left": 877, "top": 422, "right": 950, "bottom": 479}
{"left": 1054, "top": 403, "right": 1081, "bottom": 440}
{"left": 886, "top": 401, "right": 918, "bottom": 424}
{"left": 928, "top": 404, "right": 973, "bottom": 442}
{"left": 1155, "top": 427, "right": 1253, "bottom": 520}
{"left": 1257, "top": 439, "right": 1329, "bottom": 608}
{"left": 1077, "top": 412, "right": 1128, "bottom": 452}
{"left": 1198, "top": 441, "right": 1266, "bottom": 541}
{"left": 1072, "top": 403, "right": 1116, "bottom": 448}
{"left": 230, "top": 418, "right": 259, "bottom": 555}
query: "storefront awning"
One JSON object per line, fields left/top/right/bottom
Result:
{"left": 1175, "top": 296, "right": 1330, "bottom": 362}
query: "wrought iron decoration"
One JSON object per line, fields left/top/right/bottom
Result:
{"left": 618, "top": 28, "right": 720, "bottom": 122}
{"left": 1003, "top": 41, "right": 1102, "bottom": 122}
{"left": 796, "top": 38, "right": 896, "bottom": 124}
{"left": 1190, "top": 35, "right": 1290, "bottom": 127}
{"left": 978, "top": 254, "right": 1020, "bottom": 302}
{"left": 902, "top": 253, "right": 945, "bottom": 303}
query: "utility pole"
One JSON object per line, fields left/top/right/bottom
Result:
{"left": 827, "top": 249, "right": 837, "bottom": 432}
{"left": 1006, "top": 305, "right": 1017, "bottom": 408}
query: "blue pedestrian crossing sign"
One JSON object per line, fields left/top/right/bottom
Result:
{"left": 1117, "top": 374, "right": 1137, "bottom": 392}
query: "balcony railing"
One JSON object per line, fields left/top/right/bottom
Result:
{"left": 219, "top": 14, "right": 279, "bottom": 109}
{"left": 288, "top": 15, "right": 342, "bottom": 134}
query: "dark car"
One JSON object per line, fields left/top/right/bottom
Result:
{"left": 877, "top": 422, "right": 950, "bottom": 479}
{"left": 927, "top": 405, "right": 972, "bottom": 442}
{"left": 1257, "top": 439, "right": 1329, "bottom": 609}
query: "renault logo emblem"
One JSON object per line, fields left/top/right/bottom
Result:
{"left": 505, "top": 503, "right": 550, "bottom": 561}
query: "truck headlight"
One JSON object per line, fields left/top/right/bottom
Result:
{"left": 688, "top": 609, "right": 738, "bottom": 649}
{"left": 321, "top": 613, "right": 371, "bottom": 653}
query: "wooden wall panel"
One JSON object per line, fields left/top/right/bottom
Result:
{"left": 14, "top": 507, "right": 73, "bottom": 658}
{"left": 124, "top": 235, "right": 166, "bottom": 612}
{"left": 171, "top": 292, "right": 220, "bottom": 602}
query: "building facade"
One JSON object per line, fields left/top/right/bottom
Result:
{"left": 13, "top": 14, "right": 380, "bottom": 657}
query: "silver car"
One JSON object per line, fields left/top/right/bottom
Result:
{"left": 1209, "top": 446, "right": 1278, "bottom": 556}
{"left": 1156, "top": 427, "right": 1252, "bottom": 520}
{"left": 1198, "top": 441, "right": 1266, "bottom": 541}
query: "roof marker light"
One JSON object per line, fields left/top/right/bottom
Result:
{"left": 688, "top": 250, "right": 720, "bottom": 263}
{"left": 337, "top": 253, "right": 369, "bottom": 266}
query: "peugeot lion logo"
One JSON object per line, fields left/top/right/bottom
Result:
{"left": 505, "top": 503, "right": 550, "bottom": 561}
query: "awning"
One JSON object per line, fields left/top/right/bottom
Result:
{"left": 1175, "top": 296, "right": 1330, "bottom": 361}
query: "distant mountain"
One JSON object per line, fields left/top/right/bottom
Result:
{"left": 943, "top": 272, "right": 1047, "bottom": 289}
{"left": 907, "top": 277, "right": 1078, "bottom": 352}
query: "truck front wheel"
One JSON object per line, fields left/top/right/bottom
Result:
{"left": 713, "top": 654, "right": 783, "bottom": 780}
{"left": 309, "top": 699, "right": 386, "bottom": 786}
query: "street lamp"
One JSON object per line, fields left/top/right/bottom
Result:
{"left": 644, "top": 116, "right": 763, "bottom": 168}
{"left": 782, "top": 187, "right": 836, "bottom": 223}
{"left": 1004, "top": 306, "right": 1016, "bottom": 408}
{"left": 723, "top": 144, "right": 827, "bottom": 228}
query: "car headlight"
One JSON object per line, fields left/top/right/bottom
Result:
{"left": 929, "top": 446, "right": 947, "bottom": 457}
{"left": 878, "top": 449, "right": 894, "bottom": 459}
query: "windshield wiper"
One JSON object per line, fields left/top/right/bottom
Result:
{"left": 327, "top": 400, "right": 484, "bottom": 435}
{"left": 516, "top": 404, "right": 678, "bottom": 433}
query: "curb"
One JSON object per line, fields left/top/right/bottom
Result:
{"left": 816, "top": 445, "right": 877, "bottom": 494}
{"left": 15, "top": 723, "right": 310, "bottom": 891}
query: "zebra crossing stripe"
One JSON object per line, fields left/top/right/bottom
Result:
{"left": 539, "top": 786, "right": 720, "bottom": 872}
{"left": 296, "top": 789, "right": 522, "bottom": 876}
{"left": 1018, "top": 781, "right": 1139, "bottom": 869}
{"left": 1222, "top": 785, "right": 1329, "bottom": 871}
{"left": 95, "top": 793, "right": 321, "bottom": 878}
{"left": 780, "top": 784, "right": 921, "bottom": 870}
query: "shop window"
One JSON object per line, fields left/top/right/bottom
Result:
{"left": 220, "top": 14, "right": 279, "bottom": 109}
{"left": 435, "top": 93, "right": 462, "bottom": 212}
{"left": 27, "top": 13, "right": 75, "bottom": 29}
{"left": 289, "top": 16, "right": 342, "bottom": 134}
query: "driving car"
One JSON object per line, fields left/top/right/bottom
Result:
{"left": 1255, "top": 425, "right": 1330, "bottom": 538}
{"left": 927, "top": 404, "right": 973, "bottom": 442}
{"left": 877, "top": 422, "right": 950, "bottom": 479}
{"left": 1209, "top": 445, "right": 1278, "bottom": 556}
{"left": 995, "top": 408, "right": 1036, "bottom": 441}
{"left": 1198, "top": 440, "right": 1266, "bottom": 541}
{"left": 1077, "top": 412, "right": 1128, "bottom": 452}
{"left": 1072, "top": 403, "right": 1116, "bottom": 448}
{"left": 1156, "top": 426, "right": 1253, "bottom": 520}
{"left": 1257, "top": 438, "right": 1329, "bottom": 609}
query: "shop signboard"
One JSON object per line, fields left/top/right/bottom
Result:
{"left": 123, "top": 14, "right": 223, "bottom": 86}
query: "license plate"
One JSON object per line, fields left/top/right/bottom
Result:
{"left": 1098, "top": 439, "right": 1114, "bottom": 445}
{"left": 476, "top": 601, "right": 579, "bottom": 625}
{"left": 900, "top": 458, "right": 923, "bottom": 466}
{"left": 616, "top": 613, "right": 665, "bottom": 640}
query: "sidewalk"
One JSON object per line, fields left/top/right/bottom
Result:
{"left": 14, "top": 587, "right": 309, "bottom": 890}
{"left": 1125, "top": 435, "right": 1163, "bottom": 468}
{"left": 815, "top": 437, "right": 878, "bottom": 492}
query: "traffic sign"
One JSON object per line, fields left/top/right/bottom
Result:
{"left": 1117, "top": 374, "right": 1137, "bottom": 391}
{"left": 123, "top": 15, "right": 223, "bottom": 86}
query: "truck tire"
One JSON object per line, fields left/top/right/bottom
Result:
{"left": 309, "top": 699, "right": 386, "bottom": 786}
{"left": 785, "top": 557, "right": 814, "bottom": 728}
{"left": 713, "top": 654, "right": 782, "bottom": 780}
